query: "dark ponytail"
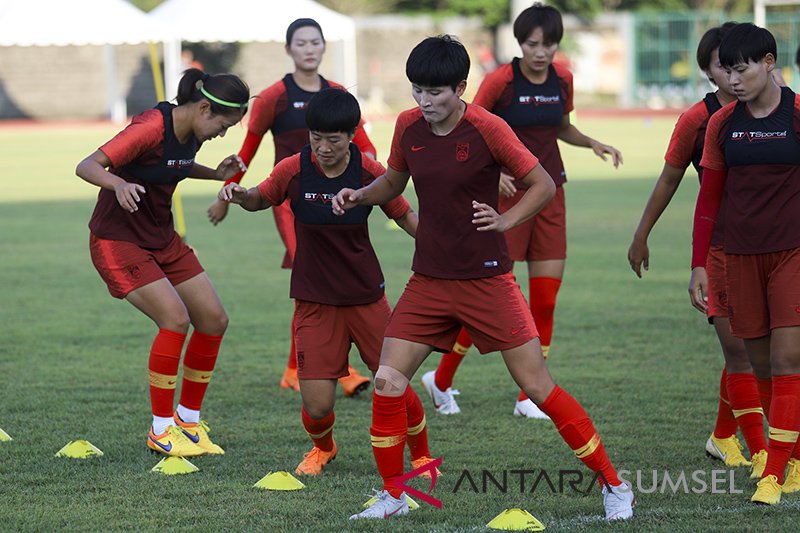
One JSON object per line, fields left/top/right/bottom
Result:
{"left": 175, "top": 68, "right": 250, "bottom": 116}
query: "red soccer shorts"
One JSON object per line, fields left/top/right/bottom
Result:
{"left": 725, "top": 248, "right": 800, "bottom": 339}
{"left": 500, "top": 185, "right": 566, "bottom": 262}
{"left": 706, "top": 245, "right": 728, "bottom": 320}
{"left": 294, "top": 296, "right": 390, "bottom": 380}
{"left": 90, "top": 232, "right": 203, "bottom": 299}
{"left": 385, "top": 272, "right": 538, "bottom": 354}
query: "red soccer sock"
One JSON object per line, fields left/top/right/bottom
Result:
{"left": 302, "top": 406, "right": 335, "bottom": 452}
{"left": 179, "top": 330, "right": 223, "bottom": 411}
{"left": 540, "top": 385, "right": 621, "bottom": 487}
{"left": 286, "top": 313, "right": 298, "bottom": 370}
{"left": 756, "top": 376, "right": 772, "bottom": 415}
{"left": 518, "top": 277, "right": 562, "bottom": 402}
{"left": 726, "top": 372, "right": 766, "bottom": 454}
{"left": 371, "top": 391, "right": 408, "bottom": 498}
{"left": 713, "top": 368, "right": 738, "bottom": 438}
{"left": 148, "top": 329, "right": 187, "bottom": 418}
{"left": 763, "top": 375, "right": 800, "bottom": 482}
{"left": 404, "top": 385, "right": 430, "bottom": 460}
{"left": 435, "top": 328, "right": 472, "bottom": 390}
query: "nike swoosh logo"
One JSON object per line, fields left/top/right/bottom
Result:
{"left": 181, "top": 429, "right": 200, "bottom": 443}
{"left": 510, "top": 327, "right": 523, "bottom": 335}
{"left": 167, "top": 380, "right": 176, "bottom": 385}
{"left": 411, "top": 145, "right": 426, "bottom": 152}
{"left": 384, "top": 506, "right": 405, "bottom": 518}
{"left": 150, "top": 436, "right": 173, "bottom": 452}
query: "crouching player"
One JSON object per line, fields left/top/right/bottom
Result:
{"left": 218, "top": 88, "right": 437, "bottom": 476}
{"left": 337, "top": 35, "right": 634, "bottom": 522}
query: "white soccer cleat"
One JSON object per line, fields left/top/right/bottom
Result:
{"left": 421, "top": 370, "right": 461, "bottom": 415}
{"left": 349, "top": 490, "right": 410, "bottom": 520}
{"left": 513, "top": 398, "right": 551, "bottom": 420}
{"left": 602, "top": 482, "right": 635, "bottom": 521}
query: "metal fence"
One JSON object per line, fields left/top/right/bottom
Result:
{"left": 632, "top": 11, "right": 800, "bottom": 107}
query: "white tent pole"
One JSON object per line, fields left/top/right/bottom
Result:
{"left": 104, "top": 43, "right": 126, "bottom": 122}
{"left": 164, "top": 38, "right": 181, "bottom": 102}
{"left": 342, "top": 34, "right": 357, "bottom": 91}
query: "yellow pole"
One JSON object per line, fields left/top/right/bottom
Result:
{"left": 148, "top": 42, "right": 187, "bottom": 240}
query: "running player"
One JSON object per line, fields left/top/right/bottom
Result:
{"left": 217, "top": 87, "right": 437, "bottom": 477}
{"left": 690, "top": 23, "right": 800, "bottom": 505}
{"left": 337, "top": 35, "right": 634, "bottom": 522}
{"left": 76, "top": 69, "right": 250, "bottom": 457}
{"left": 421, "top": 3, "right": 622, "bottom": 419}
{"left": 207, "top": 18, "right": 373, "bottom": 396}
{"left": 628, "top": 23, "right": 765, "bottom": 471}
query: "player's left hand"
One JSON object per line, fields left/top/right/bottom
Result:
{"left": 590, "top": 140, "right": 623, "bottom": 168}
{"left": 473, "top": 200, "right": 507, "bottom": 232}
{"left": 215, "top": 155, "right": 247, "bottom": 181}
{"left": 688, "top": 266, "right": 709, "bottom": 313}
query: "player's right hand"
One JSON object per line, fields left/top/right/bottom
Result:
{"left": 207, "top": 198, "right": 230, "bottom": 225}
{"left": 499, "top": 173, "right": 517, "bottom": 198}
{"left": 688, "top": 266, "right": 709, "bottom": 314}
{"left": 114, "top": 182, "right": 146, "bottom": 213}
{"left": 332, "top": 187, "right": 361, "bottom": 215}
{"left": 627, "top": 238, "right": 649, "bottom": 278}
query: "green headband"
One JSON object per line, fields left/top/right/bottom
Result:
{"left": 200, "top": 86, "right": 244, "bottom": 108}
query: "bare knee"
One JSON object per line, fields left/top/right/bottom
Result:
{"left": 194, "top": 308, "right": 229, "bottom": 336}
{"left": 374, "top": 366, "right": 408, "bottom": 397}
{"left": 160, "top": 312, "right": 191, "bottom": 334}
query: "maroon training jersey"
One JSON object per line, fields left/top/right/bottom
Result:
{"left": 701, "top": 88, "right": 800, "bottom": 254}
{"left": 665, "top": 92, "right": 725, "bottom": 246}
{"left": 473, "top": 60, "right": 573, "bottom": 187}
{"left": 90, "top": 103, "right": 197, "bottom": 249}
{"left": 258, "top": 145, "right": 410, "bottom": 305}
{"left": 388, "top": 103, "right": 540, "bottom": 279}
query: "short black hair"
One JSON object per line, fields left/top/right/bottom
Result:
{"left": 406, "top": 35, "right": 470, "bottom": 91}
{"left": 795, "top": 43, "right": 800, "bottom": 70}
{"left": 513, "top": 2, "right": 563, "bottom": 45}
{"left": 718, "top": 23, "right": 777, "bottom": 68}
{"left": 696, "top": 21, "right": 738, "bottom": 71}
{"left": 305, "top": 87, "right": 360, "bottom": 134}
{"left": 286, "top": 18, "right": 324, "bottom": 46}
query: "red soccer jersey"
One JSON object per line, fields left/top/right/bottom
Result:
{"left": 473, "top": 60, "right": 573, "bottom": 187}
{"left": 257, "top": 146, "right": 410, "bottom": 306}
{"left": 701, "top": 90, "right": 800, "bottom": 254}
{"left": 236, "top": 76, "right": 375, "bottom": 177}
{"left": 388, "top": 103, "right": 540, "bottom": 279}
{"left": 90, "top": 107, "right": 191, "bottom": 249}
{"left": 665, "top": 93, "right": 725, "bottom": 246}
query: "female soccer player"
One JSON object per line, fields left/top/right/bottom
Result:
{"left": 337, "top": 35, "right": 634, "bottom": 522}
{"left": 421, "top": 3, "right": 622, "bottom": 419}
{"left": 76, "top": 68, "right": 250, "bottom": 457}
{"left": 628, "top": 23, "right": 765, "bottom": 471}
{"left": 690, "top": 23, "right": 800, "bottom": 505}
{"left": 218, "top": 88, "right": 436, "bottom": 477}
{"left": 206, "top": 18, "right": 374, "bottom": 396}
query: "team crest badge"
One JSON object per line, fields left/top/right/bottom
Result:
{"left": 456, "top": 142, "right": 469, "bottom": 162}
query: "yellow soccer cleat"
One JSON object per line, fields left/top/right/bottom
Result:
{"left": 705, "top": 434, "right": 751, "bottom": 467}
{"left": 781, "top": 458, "right": 800, "bottom": 493}
{"left": 294, "top": 441, "right": 337, "bottom": 476}
{"left": 280, "top": 366, "right": 300, "bottom": 391}
{"left": 752, "top": 474, "right": 782, "bottom": 505}
{"left": 174, "top": 414, "right": 224, "bottom": 455}
{"left": 339, "top": 367, "right": 371, "bottom": 397}
{"left": 148, "top": 425, "right": 205, "bottom": 457}
{"left": 411, "top": 456, "right": 442, "bottom": 479}
{"left": 750, "top": 449, "right": 768, "bottom": 479}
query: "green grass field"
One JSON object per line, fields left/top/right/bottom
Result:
{"left": 1, "top": 116, "right": 795, "bottom": 531}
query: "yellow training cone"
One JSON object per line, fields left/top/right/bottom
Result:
{"left": 0, "top": 427, "right": 11, "bottom": 441}
{"left": 253, "top": 471, "right": 306, "bottom": 490}
{"left": 55, "top": 440, "right": 104, "bottom": 458}
{"left": 363, "top": 494, "right": 419, "bottom": 510}
{"left": 487, "top": 508, "right": 545, "bottom": 531}
{"left": 151, "top": 456, "right": 199, "bottom": 475}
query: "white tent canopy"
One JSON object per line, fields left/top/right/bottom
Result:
{"left": 150, "top": 0, "right": 357, "bottom": 101}
{"left": 0, "top": 0, "right": 173, "bottom": 46}
{"left": 0, "top": 0, "right": 176, "bottom": 121}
